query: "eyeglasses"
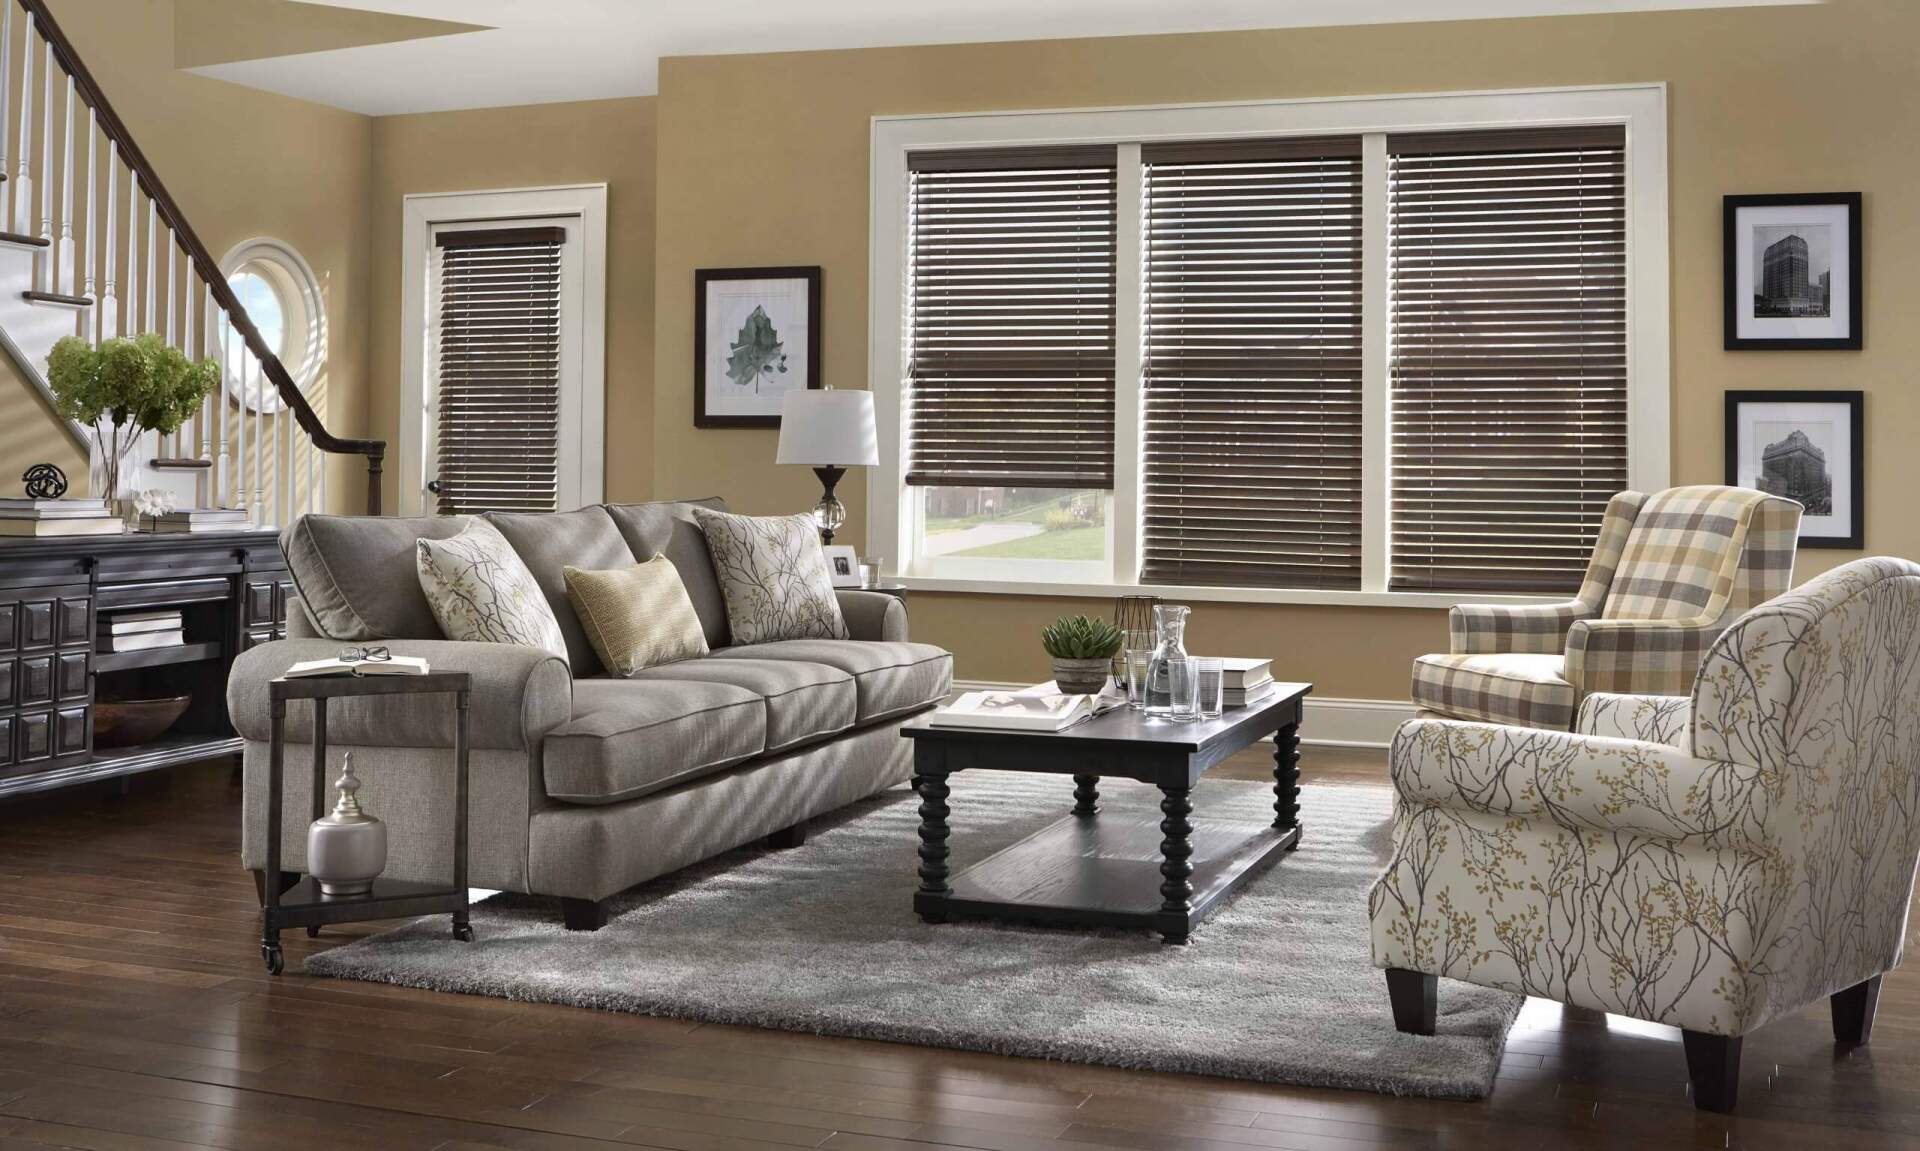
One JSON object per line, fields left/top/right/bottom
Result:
{"left": 339, "top": 646, "right": 392, "bottom": 662}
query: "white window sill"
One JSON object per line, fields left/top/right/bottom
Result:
{"left": 892, "top": 575, "right": 1559, "bottom": 610}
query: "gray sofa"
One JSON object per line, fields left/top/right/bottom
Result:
{"left": 228, "top": 498, "right": 951, "bottom": 929}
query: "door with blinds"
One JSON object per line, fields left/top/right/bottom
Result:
{"left": 426, "top": 218, "right": 587, "bottom": 515}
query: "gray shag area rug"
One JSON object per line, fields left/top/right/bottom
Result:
{"left": 306, "top": 773, "right": 1522, "bottom": 1098}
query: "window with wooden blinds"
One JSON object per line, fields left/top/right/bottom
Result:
{"left": 432, "top": 226, "right": 566, "bottom": 515}
{"left": 1140, "top": 138, "right": 1363, "bottom": 589}
{"left": 1388, "top": 126, "right": 1627, "bottom": 593}
{"left": 905, "top": 147, "right": 1117, "bottom": 489}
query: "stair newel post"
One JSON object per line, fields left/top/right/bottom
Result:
{"left": 57, "top": 70, "right": 72, "bottom": 294}
{"left": 99, "top": 137, "right": 114, "bottom": 338}
{"left": 14, "top": 10, "right": 31, "bottom": 239}
{"left": 1, "top": 1, "right": 13, "bottom": 233}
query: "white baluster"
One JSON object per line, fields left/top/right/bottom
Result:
{"left": 1, "top": 3, "right": 13, "bottom": 234}
{"left": 306, "top": 422, "right": 316, "bottom": 517}
{"left": 251, "top": 352, "right": 263, "bottom": 526}
{"left": 280, "top": 389, "right": 291, "bottom": 526}
{"left": 166, "top": 233, "right": 177, "bottom": 345}
{"left": 37, "top": 36, "right": 51, "bottom": 279}
{"left": 81, "top": 107, "right": 95, "bottom": 333}
{"left": 143, "top": 197, "right": 155, "bottom": 333}
{"left": 124, "top": 182, "right": 137, "bottom": 332}
{"left": 14, "top": 11, "right": 31, "bottom": 240}
{"left": 217, "top": 306, "right": 231, "bottom": 509}
{"left": 100, "top": 139, "right": 116, "bottom": 337}
{"left": 58, "top": 73, "right": 73, "bottom": 294}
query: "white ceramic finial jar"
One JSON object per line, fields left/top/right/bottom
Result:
{"left": 307, "top": 752, "right": 387, "bottom": 896}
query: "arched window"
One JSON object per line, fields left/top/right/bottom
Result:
{"left": 220, "top": 238, "right": 326, "bottom": 413}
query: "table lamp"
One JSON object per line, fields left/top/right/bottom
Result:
{"left": 776, "top": 388, "right": 878, "bottom": 545}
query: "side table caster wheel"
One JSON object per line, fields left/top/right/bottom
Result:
{"left": 262, "top": 944, "right": 284, "bottom": 975}
{"left": 453, "top": 922, "right": 474, "bottom": 942}
{"left": 306, "top": 925, "right": 321, "bottom": 938}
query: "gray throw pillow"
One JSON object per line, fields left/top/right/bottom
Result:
{"left": 416, "top": 519, "right": 570, "bottom": 664}
{"left": 690, "top": 509, "right": 849, "bottom": 645}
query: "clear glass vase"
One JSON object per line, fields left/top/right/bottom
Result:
{"left": 1143, "top": 604, "right": 1192, "bottom": 718}
{"left": 88, "top": 422, "right": 146, "bottom": 520}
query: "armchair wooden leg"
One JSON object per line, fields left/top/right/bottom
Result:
{"left": 1384, "top": 968, "right": 1437, "bottom": 1036}
{"left": 1682, "top": 1030, "right": 1742, "bottom": 1113}
{"left": 559, "top": 896, "right": 611, "bottom": 932}
{"left": 1832, "top": 974, "right": 1883, "bottom": 1045}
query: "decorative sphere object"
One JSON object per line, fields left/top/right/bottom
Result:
{"left": 21, "top": 463, "right": 67, "bottom": 499}
{"left": 307, "top": 752, "right": 388, "bottom": 897}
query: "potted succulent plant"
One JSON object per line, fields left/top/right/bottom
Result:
{"left": 45, "top": 333, "right": 220, "bottom": 512}
{"left": 1040, "top": 614, "right": 1124, "bottom": 694}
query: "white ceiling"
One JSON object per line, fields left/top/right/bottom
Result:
{"left": 190, "top": 0, "right": 1818, "bottom": 116}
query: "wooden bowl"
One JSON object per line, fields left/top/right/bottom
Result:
{"left": 93, "top": 696, "right": 192, "bottom": 748}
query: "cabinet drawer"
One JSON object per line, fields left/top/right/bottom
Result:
{"left": 16, "top": 710, "right": 50, "bottom": 762}
{"left": 245, "top": 581, "right": 277, "bottom": 627}
{"left": 58, "top": 596, "right": 91, "bottom": 647}
{"left": 57, "top": 651, "right": 90, "bottom": 701}
{"left": 18, "top": 654, "right": 53, "bottom": 705}
{"left": 56, "top": 706, "right": 89, "bottom": 756}
{"left": 21, "top": 600, "right": 54, "bottom": 648}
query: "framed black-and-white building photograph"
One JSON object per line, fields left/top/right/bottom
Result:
{"left": 1724, "top": 193, "right": 1862, "bottom": 350}
{"left": 1725, "top": 390, "right": 1863, "bottom": 548}
{"left": 694, "top": 266, "right": 821, "bottom": 428}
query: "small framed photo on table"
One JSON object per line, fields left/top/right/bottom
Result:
{"left": 1725, "top": 390, "right": 1863, "bottom": 549}
{"left": 694, "top": 266, "right": 822, "bottom": 428}
{"left": 1724, "top": 193, "right": 1862, "bottom": 350}
{"left": 822, "top": 545, "right": 863, "bottom": 588}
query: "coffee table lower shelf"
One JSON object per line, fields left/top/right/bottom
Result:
{"left": 915, "top": 812, "right": 1299, "bottom": 943}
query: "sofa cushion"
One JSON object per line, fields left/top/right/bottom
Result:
{"left": 630, "top": 658, "right": 855, "bottom": 753}
{"left": 711, "top": 640, "right": 950, "bottom": 724}
{"left": 485, "top": 507, "right": 636, "bottom": 676}
{"left": 604, "top": 498, "right": 731, "bottom": 650}
{"left": 1411, "top": 651, "right": 1577, "bottom": 730}
{"left": 545, "top": 679, "right": 766, "bottom": 804}
{"left": 417, "top": 519, "right": 570, "bottom": 663}
{"left": 692, "top": 509, "right": 849, "bottom": 645}
{"left": 282, "top": 514, "right": 472, "bottom": 640}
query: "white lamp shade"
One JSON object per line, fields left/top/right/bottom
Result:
{"left": 776, "top": 389, "right": 879, "bottom": 467}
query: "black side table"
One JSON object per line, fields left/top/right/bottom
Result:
{"left": 260, "top": 671, "right": 473, "bottom": 975}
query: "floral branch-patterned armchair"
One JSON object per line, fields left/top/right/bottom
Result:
{"left": 1371, "top": 557, "right": 1920, "bottom": 1112}
{"left": 1412, "top": 485, "right": 1802, "bottom": 730}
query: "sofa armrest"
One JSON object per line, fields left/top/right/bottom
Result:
{"left": 1575, "top": 691, "right": 1692, "bottom": 750}
{"left": 1564, "top": 617, "right": 1722, "bottom": 698}
{"left": 1448, "top": 600, "right": 1591, "bottom": 655}
{"left": 1390, "top": 717, "right": 1773, "bottom": 849}
{"left": 837, "top": 590, "right": 908, "bottom": 642}
{"left": 227, "top": 639, "right": 572, "bottom": 751}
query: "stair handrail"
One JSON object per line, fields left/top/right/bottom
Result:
{"left": 19, "top": 0, "right": 385, "bottom": 514}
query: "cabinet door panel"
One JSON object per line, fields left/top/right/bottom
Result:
{"left": 16, "top": 711, "right": 50, "bottom": 761}
{"left": 0, "top": 603, "right": 16, "bottom": 652}
{"left": 21, "top": 601, "right": 54, "bottom": 648}
{"left": 57, "top": 597, "right": 92, "bottom": 647}
{"left": 57, "top": 652, "right": 90, "bottom": 701}
{"left": 246, "top": 582, "right": 275, "bottom": 627}
{"left": 0, "top": 659, "right": 13, "bottom": 707}
{"left": 56, "top": 707, "right": 89, "bottom": 756}
{"left": 19, "top": 655, "right": 53, "bottom": 705}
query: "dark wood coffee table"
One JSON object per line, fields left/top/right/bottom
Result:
{"left": 900, "top": 683, "right": 1310, "bottom": 944}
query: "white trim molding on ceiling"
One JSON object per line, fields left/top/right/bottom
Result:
{"left": 189, "top": 0, "right": 1815, "bottom": 115}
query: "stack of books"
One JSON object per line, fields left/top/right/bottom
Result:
{"left": 0, "top": 497, "right": 125, "bottom": 538}
{"left": 1220, "top": 658, "right": 1277, "bottom": 708}
{"left": 100, "top": 610, "right": 186, "bottom": 653}
{"left": 150, "top": 507, "right": 250, "bottom": 534}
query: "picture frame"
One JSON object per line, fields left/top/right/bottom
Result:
{"left": 1724, "top": 389, "right": 1863, "bottom": 549}
{"left": 694, "top": 266, "right": 822, "bottom": 428}
{"left": 1723, "top": 193, "right": 1862, "bottom": 350}
{"left": 822, "top": 545, "right": 863, "bottom": 588}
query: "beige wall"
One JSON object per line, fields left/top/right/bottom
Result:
{"left": 653, "top": 0, "right": 1919, "bottom": 697}
{"left": 368, "top": 97, "right": 657, "bottom": 511}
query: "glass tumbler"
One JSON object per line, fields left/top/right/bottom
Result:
{"left": 1124, "top": 634, "right": 1154, "bottom": 710}
{"left": 1167, "top": 656, "right": 1200, "bottom": 723}
{"left": 1195, "top": 658, "right": 1224, "bottom": 718}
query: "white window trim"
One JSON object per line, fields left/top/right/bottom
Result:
{"left": 398, "top": 184, "right": 608, "bottom": 518}
{"left": 220, "top": 237, "right": 327, "bottom": 414}
{"left": 869, "top": 84, "right": 1670, "bottom": 608}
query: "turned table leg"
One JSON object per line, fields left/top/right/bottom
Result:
{"left": 1072, "top": 773, "right": 1100, "bottom": 817}
{"left": 917, "top": 771, "right": 952, "bottom": 920}
{"left": 1158, "top": 784, "right": 1194, "bottom": 944}
{"left": 1273, "top": 721, "right": 1302, "bottom": 848}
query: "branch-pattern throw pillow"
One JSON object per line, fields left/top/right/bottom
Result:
{"left": 416, "top": 519, "right": 569, "bottom": 663}
{"left": 691, "top": 509, "right": 850, "bottom": 645}
{"left": 563, "top": 557, "right": 710, "bottom": 676}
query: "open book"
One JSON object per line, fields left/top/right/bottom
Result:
{"left": 285, "top": 655, "right": 432, "bottom": 679}
{"left": 930, "top": 688, "right": 1126, "bottom": 732}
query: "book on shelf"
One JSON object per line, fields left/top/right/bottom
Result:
{"left": 0, "top": 497, "right": 112, "bottom": 519}
{"left": 929, "top": 688, "right": 1126, "bottom": 732}
{"left": 285, "top": 655, "right": 432, "bottom": 679}
{"left": 100, "top": 630, "right": 186, "bottom": 652}
{"left": 101, "top": 610, "right": 184, "bottom": 636}
{"left": 0, "top": 515, "right": 125, "bottom": 537}
{"left": 148, "top": 508, "right": 250, "bottom": 533}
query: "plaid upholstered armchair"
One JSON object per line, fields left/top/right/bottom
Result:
{"left": 1410, "top": 485, "right": 1802, "bottom": 730}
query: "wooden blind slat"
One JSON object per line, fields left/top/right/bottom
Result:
{"left": 434, "top": 234, "right": 564, "bottom": 515}
{"left": 1139, "top": 138, "right": 1364, "bottom": 590}
{"left": 906, "top": 147, "right": 1118, "bottom": 489}
{"left": 1388, "top": 126, "right": 1628, "bottom": 594}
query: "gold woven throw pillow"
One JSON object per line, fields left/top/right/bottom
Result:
{"left": 563, "top": 556, "right": 710, "bottom": 676}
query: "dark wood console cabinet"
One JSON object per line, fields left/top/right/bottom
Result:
{"left": 0, "top": 529, "right": 291, "bottom": 800}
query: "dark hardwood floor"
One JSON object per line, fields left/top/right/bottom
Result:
{"left": 2, "top": 747, "right": 1916, "bottom": 1150}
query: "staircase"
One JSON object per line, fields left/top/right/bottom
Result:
{"left": 0, "top": 0, "right": 382, "bottom": 520}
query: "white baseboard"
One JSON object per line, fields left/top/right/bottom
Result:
{"left": 949, "top": 680, "right": 1414, "bottom": 749}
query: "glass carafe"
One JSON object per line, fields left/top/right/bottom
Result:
{"left": 1143, "top": 604, "right": 1192, "bottom": 717}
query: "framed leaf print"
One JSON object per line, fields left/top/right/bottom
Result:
{"left": 694, "top": 266, "right": 822, "bottom": 428}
